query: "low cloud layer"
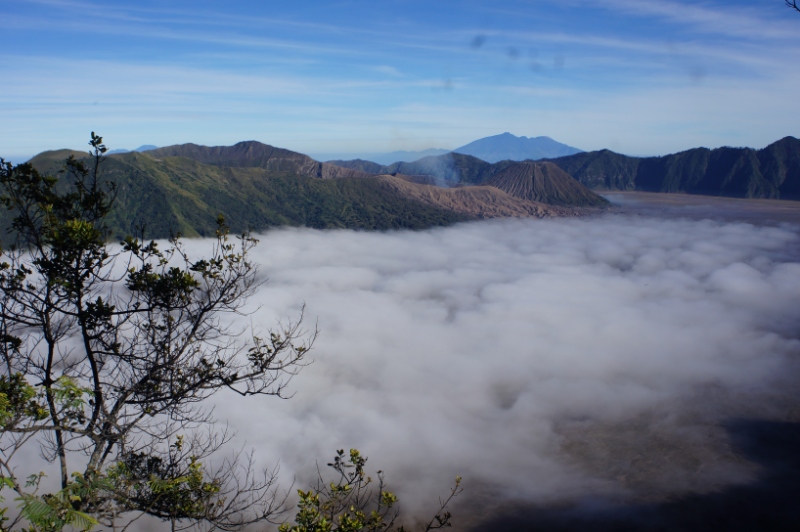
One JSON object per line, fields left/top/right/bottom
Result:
{"left": 200, "top": 214, "right": 800, "bottom": 526}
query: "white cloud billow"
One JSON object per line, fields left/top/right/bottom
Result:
{"left": 203, "top": 214, "right": 800, "bottom": 519}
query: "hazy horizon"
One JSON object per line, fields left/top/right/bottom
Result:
{"left": 7, "top": 131, "right": 799, "bottom": 168}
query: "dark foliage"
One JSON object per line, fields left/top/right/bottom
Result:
{"left": 0, "top": 134, "right": 312, "bottom": 530}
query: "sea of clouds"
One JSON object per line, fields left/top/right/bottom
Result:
{"left": 192, "top": 213, "right": 800, "bottom": 527}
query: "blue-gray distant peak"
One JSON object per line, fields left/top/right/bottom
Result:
{"left": 106, "top": 145, "right": 158, "bottom": 155}
{"left": 317, "top": 148, "right": 449, "bottom": 165}
{"left": 453, "top": 133, "right": 582, "bottom": 163}
{"left": 375, "top": 148, "right": 450, "bottom": 165}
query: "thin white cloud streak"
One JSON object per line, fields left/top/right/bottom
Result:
{"left": 14, "top": 0, "right": 795, "bottom": 80}
{"left": 0, "top": 56, "right": 452, "bottom": 152}
{"left": 2, "top": 13, "right": 364, "bottom": 58}
{"left": 0, "top": 56, "right": 435, "bottom": 103}
{"left": 476, "top": 28, "right": 798, "bottom": 74}
{"left": 183, "top": 215, "right": 800, "bottom": 524}
{"left": 370, "top": 68, "right": 800, "bottom": 154}
{"left": 15, "top": 0, "right": 396, "bottom": 41}
{"left": 5, "top": 1, "right": 800, "bottom": 155}
{"left": 7, "top": 2, "right": 485, "bottom": 64}
{"left": 591, "top": 0, "right": 798, "bottom": 41}
{"left": 4, "top": 47, "right": 799, "bottom": 158}
{"left": 535, "top": 0, "right": 798, "bottom": 41}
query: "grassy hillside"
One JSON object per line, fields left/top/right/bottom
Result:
{"left": 20, "top": 151, "right": 471, "bottom": 241}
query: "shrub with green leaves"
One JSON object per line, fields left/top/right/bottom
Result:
{"left": 280, "top": 450, "right": 461, "bottom": 532}
{"left": 0, "top": 134, "right": 312, "bottom": 530}
{"left": 0, "top": 134, "right": 460, "bottom": 531}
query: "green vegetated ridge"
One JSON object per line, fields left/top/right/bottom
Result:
{"left": 546, "top": 136, "right": 800, "bottom": 199}
{"left": 23, "top": 149, "right": 470, "bottom": 241}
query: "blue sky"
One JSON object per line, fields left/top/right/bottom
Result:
{"left": 2, "top": 0, "right": 799, "bottom": 161}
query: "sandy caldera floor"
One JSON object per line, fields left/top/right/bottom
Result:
{"left": 601, "top": 191, "right": 800, "bottom": 226}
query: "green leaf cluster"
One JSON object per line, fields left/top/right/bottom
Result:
{"left": 0, "top": 135, "right": 462, "bottom": 532}
{"left": 14, "top": 475, "right": 100, "bottom": 532}
{"left": 0, "top": 374, "right": 47, "bottom": 428}
{"left": 280, "top": 450, "right": 461, "bottom": 532}
{"left": 0, "top": 135, "right": 313, "bottom": 530}
{"left": 106, "top": 452, "right": 222, "bottom": 521}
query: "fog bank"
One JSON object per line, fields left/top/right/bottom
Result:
{"left": 203, "top": 214, "right": 800, "bottom": 527}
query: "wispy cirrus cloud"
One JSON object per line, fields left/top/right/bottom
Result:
{"left": 591, "top": 0, "right": 797, "bottom": 40}
{"left": 2, "top": 0, "right": 799, "bottom": 156}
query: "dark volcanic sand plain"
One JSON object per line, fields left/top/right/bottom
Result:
{"left": 602, "top": 191, "right": 800, "bottom": 226}
{"left": 464, "top": 192, "right": 800, "bottom": 532}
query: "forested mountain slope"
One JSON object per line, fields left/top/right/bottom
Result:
{"left": 548, "top": 136, "right": 800, "bottom": 199}
{"left": 24, "top": 150, "right": 468, "bottom": 239}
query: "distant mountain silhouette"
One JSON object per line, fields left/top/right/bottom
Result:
{"left": 106, "top": 145, "right": 159, "bottom": 155}
{"left": 483, "top": 161, "right": 609, "bottom": 207}
{"left": 369, "top": 148, "right": 450, "bottom": 165}
{"left": 319, "top": 148, "right": 449, "bottom": 165}
{"left": 326, "top": 133, "right": 580, "bottom": 166}
{"left": 548, "top": 137, "right": 800, "bottom": 200}
{"left": 453, "top": 132, "right": 583, "bottom": 163}
{"left": 387, "top": 153, "right": 514, "bottom": 185}
{"left": 324, "top": 159, "right": 386, "bottom": 175}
